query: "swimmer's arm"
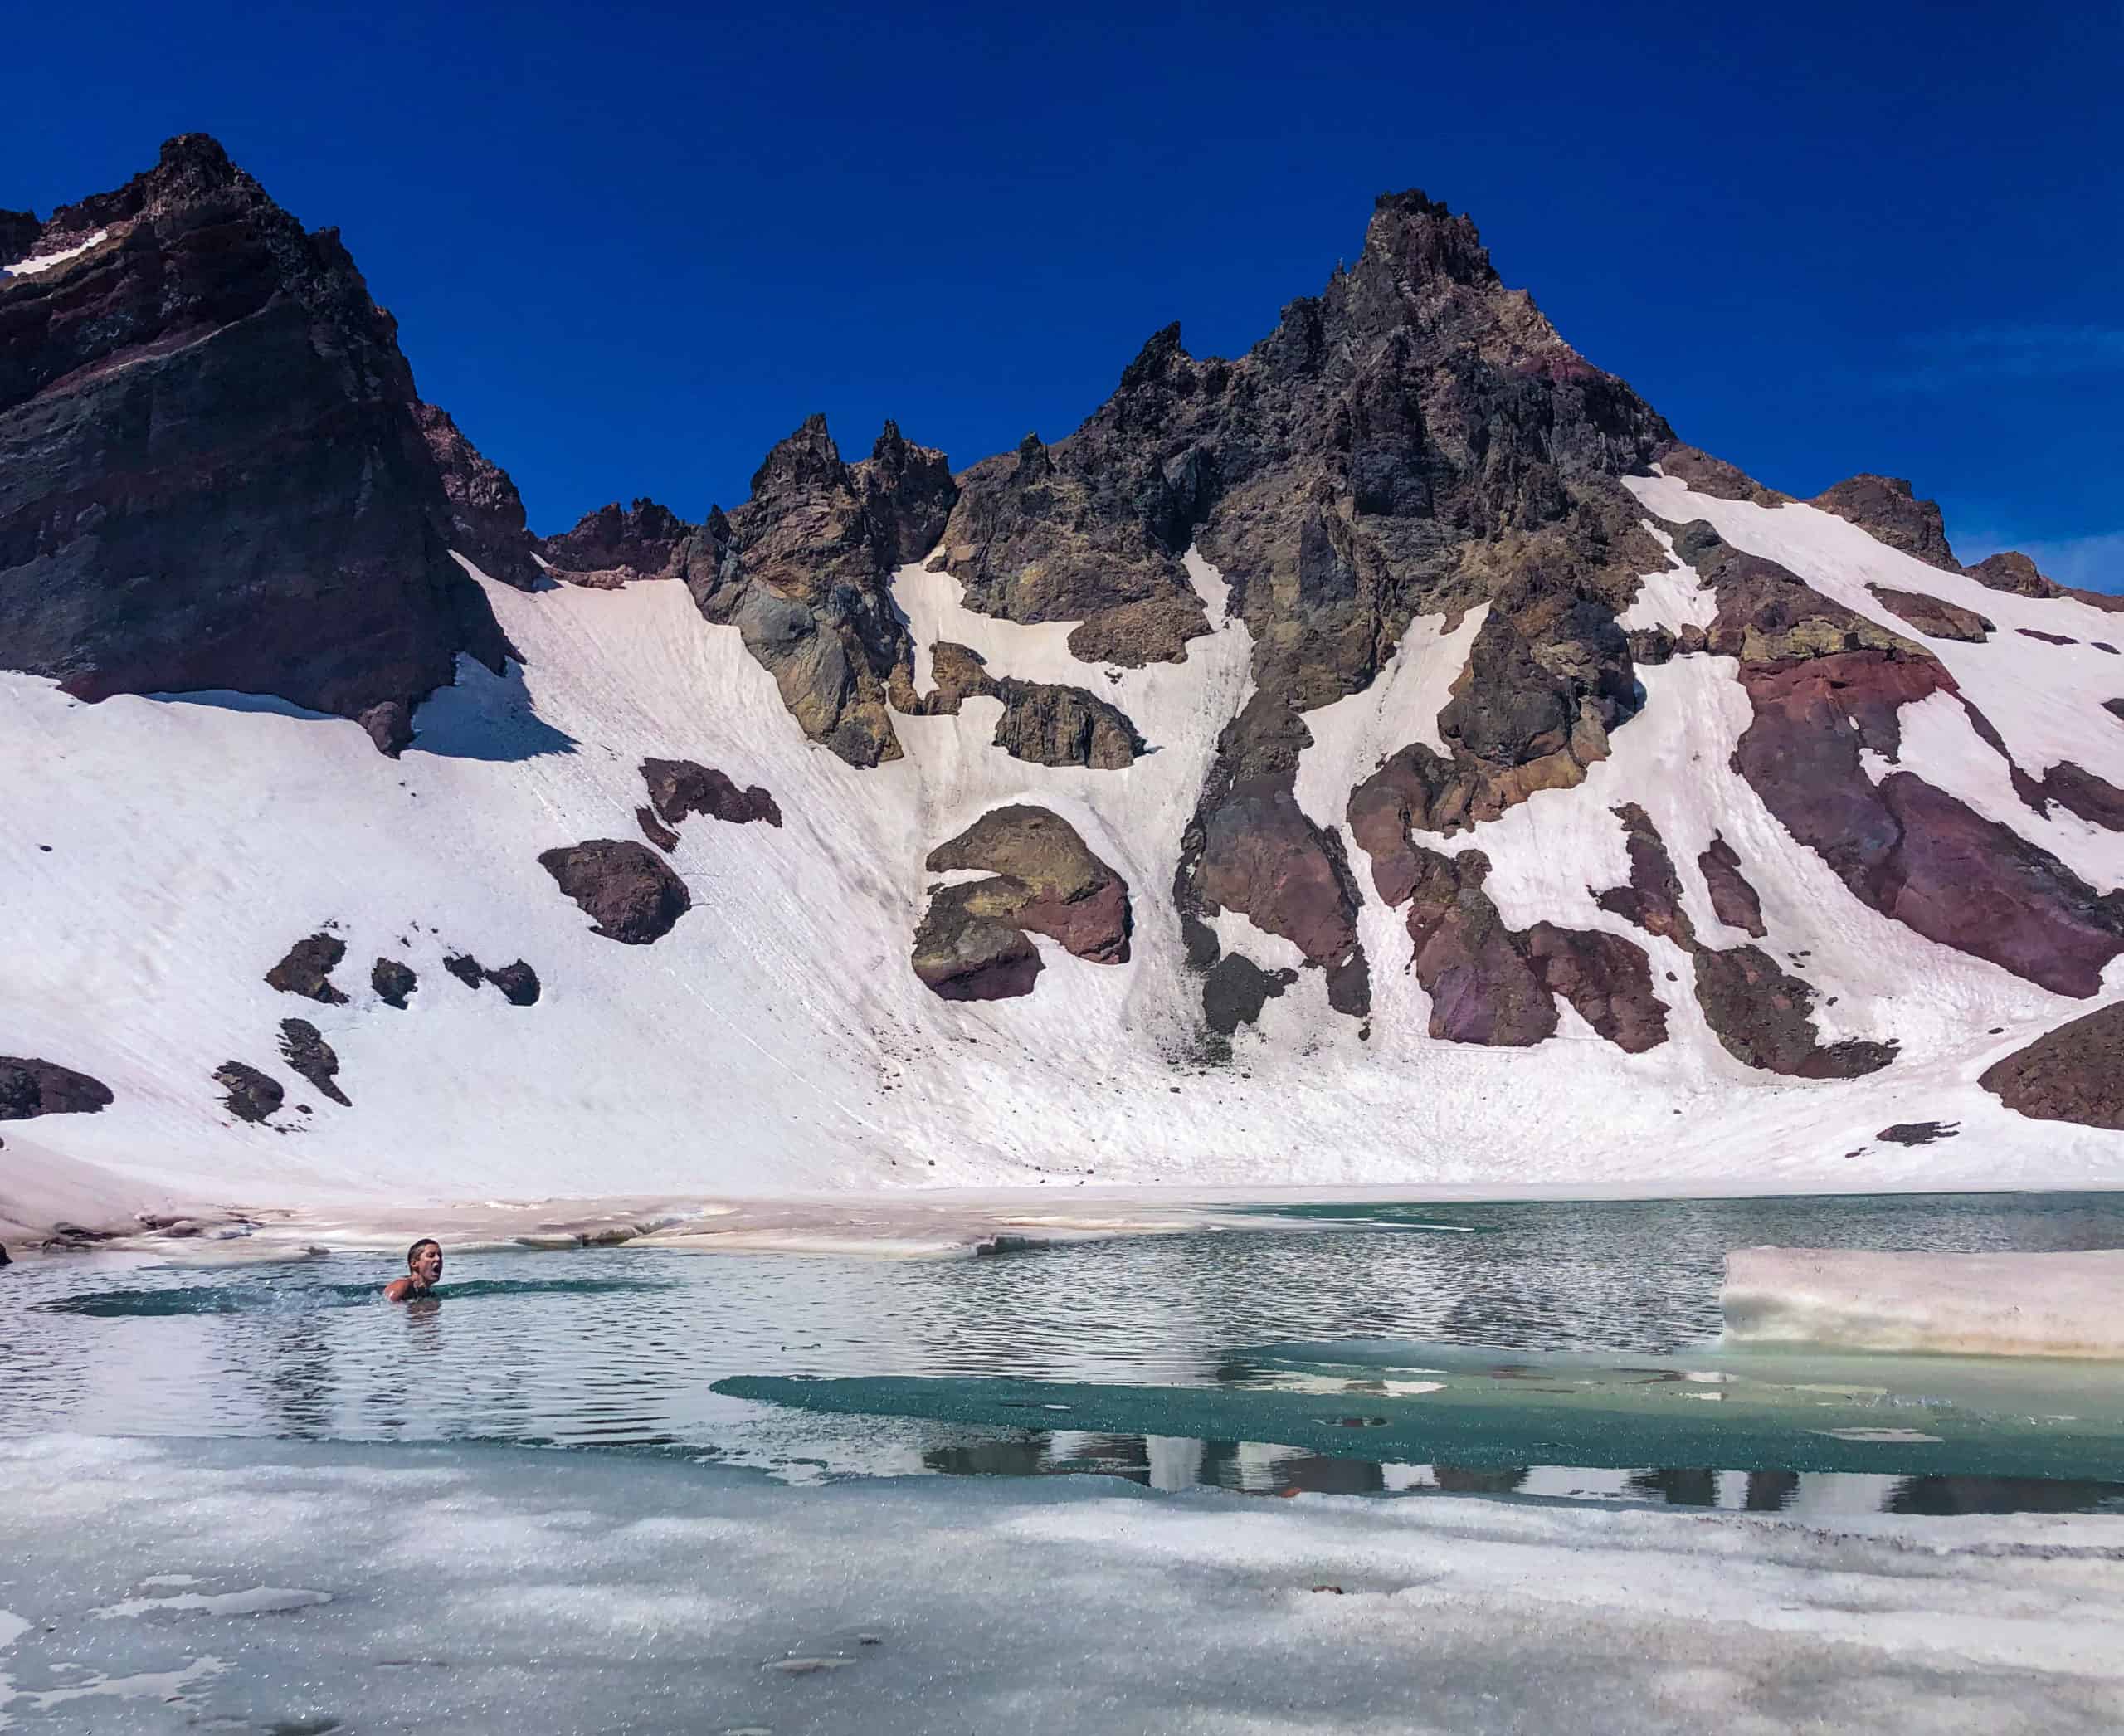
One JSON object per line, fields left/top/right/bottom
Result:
{"left": 383, "top": 1276, "right": 412, "bottom": 1301}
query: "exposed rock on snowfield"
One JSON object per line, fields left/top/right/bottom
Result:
{"left": 372, "top": 958, "right": 418, "bottom": 1008}
{"left": 266, "top": 933, "right": 350, "bottom": 1005}
{"left": 3, "top": 137, "right": 2123, "bottom": 1213}
{"left": 1965, "top": 549, "right": 2059, "bottom": 598}
{"left": 1696, "top": 836, "right": 1766, "bottom": 939}
{"left": 278, "top": 1017, "right": 349, "bottom": 1106}
{"left": 213, "top": 1061, "right": 283, "bottom": 1124}
{"left": 913, "top": 807, "right": 1131, "bottom": 1000}
{"left": 0, "top": 1056, "right": 113, "bottom": 1119}
{"left": 920, "top": 643, "right": 1147, "bottom": 768}
{"left": 0, "top": 135, "right": 513, "bottom": 740}
{"left": 542, "top": 499, "right": 688, "bottom": 586}
{"left": 1811, "top": 475, "right": 1960, "bottom": 571}
{"left": 1981, "top": 1003, "right": 2124, "bottom": 1129}
{"left": 1866, "top": 583, "right": 1993, "bottom": 642}
{"left": 539, "top": 840, "right": 692, "bottom": 944}
{"left": 641, "top": 758, "right": 783, "bottom": 829}
{"left": 485, "top": 959, "right": 543, "bottom": 1006}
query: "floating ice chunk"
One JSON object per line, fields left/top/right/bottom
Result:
{"left": 1813, "top": 1429, "right": 1945, "bottom": 1444}
{"left": 1722, "top": 1247, "right": 2124, "bottom": 1358}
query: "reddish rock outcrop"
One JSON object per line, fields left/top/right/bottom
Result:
{"left": 636, "top": 806, "right": 680, "bottom": 851}
{"left": 1811, "top": 475, "right": 1959, "bottom": 571}
{"left": 538, "top": 840, "right": 692, "bottom": 944}
{"left": 641, "top": 758, "right": 783, "bottom": 830}
{"left": 1390, "top": 848, "right": 1667, "bottom": 1051}
{"left": 213, "top": 1061, "right": 282, "bottom": 1124}
{"left": 371, "top": 958, "right": 417, "bottom": 1009}
{"left": 1867, "top": 583, "right": 1992, "bottom": 642}
{"left": 1980, "top": 1003, "right": 2124, "bottom": 1129}
{"left": 1734, "top": 651, "right": 2124, "bottom": 997}
{"left": 266, "top": 933, "right": 349, "bottom": 1005}
{"left": 0, "top": 136, "right": 514, "bottom": 743}
{"left": 0, "top": 1056, "right": 113, "bottom": 1119}
{"left": 540, "top": 499, "right": 687, "bottom": 586}
{"left": 1698, "top": 835, "right": 1767, "bottom": 938}
{"left": 675, "top": 417, "right": 956, "bottom": 767}
{"left": 277, "top": 1018, "right": 348, "bottom": 1107}
{"left": 1593, "top": 803, "right": 1691, "bottom": 941}
{"left": 913, "top": 807, "right": 1131, "bottom": 1000}
{"left": 1185, "top": 695, "right": 1369, "bottom": 1017}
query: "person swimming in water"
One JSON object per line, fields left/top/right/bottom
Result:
{"left": 384, "top": 1238, "right": 443, "bottom": 1301}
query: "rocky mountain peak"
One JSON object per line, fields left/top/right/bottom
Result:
{"left": 750, "top": 411, "right": 845, "bottom": 497}
{"left": 1360, "top": 188, "right": 1498, "bottom": 288}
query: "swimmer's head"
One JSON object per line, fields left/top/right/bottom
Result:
{"left": 406, "top": 1238, "right": 443, "bottom": 1289}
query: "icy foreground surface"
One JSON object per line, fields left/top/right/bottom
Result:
{"left": 2, "top": 1436, "right": 2121, "bottom": 1735}
{"left": 1723, "top": 1247, "right": 2124, "bottom": 1358}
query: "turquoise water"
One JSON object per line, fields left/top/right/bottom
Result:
{"left": 5, "top": 1191, "right": 2121, "bottom": 1512}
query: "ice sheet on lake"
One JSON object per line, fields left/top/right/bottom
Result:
{"left": 2, "top": 1433, "right": 2122, "bottom": 1734}
{"left": 1722, "top": 1247, "right": 2124, "bottom": 1358}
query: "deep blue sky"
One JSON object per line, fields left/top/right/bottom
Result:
{"left": 7, "top": 2, "right": 2118, "bottom": 583}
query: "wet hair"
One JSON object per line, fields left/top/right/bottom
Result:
{"left": 406, "top": 1238, "right": 441, "bottom": 1269}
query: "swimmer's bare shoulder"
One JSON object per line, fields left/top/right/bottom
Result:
{"left": 383, "top": 1276, "right": 417, "bottom": 1302}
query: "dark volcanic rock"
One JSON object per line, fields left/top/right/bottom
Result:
{"left": 920, "top": 642, "right": 1147, "bottom": 768}
{"left": 1964, "top": 550, "right": 2060, "bottom": 598}
{"left": 484, "top": 959, "right": 541, "bottom": 1006}
{"left": 0, "top": 135, "right": 514, "bottom": 741}
{"left": 641, "top": 758, "right": 783, "bottom": 829}
{"left": 417, "top": 402, "right": 538, "bottom": 587}
{"left": 636, "top": 805, "right": 680, "bottom": 851}
{"left": 371, "top": 958, "right": 417, "bottom": 1008}
{"left": 214, "top": 1061, "right": 283, "bottom": 1124}
{"left": 1698, "top": 835, "right": 1767, "bottom": 938}
{"left": 1878, "top": 1121, "right": 1958, "bottom": 1146}
{"left": 540, "top": 499, "right": 688, "bottom": 586}
{"left": 1586, "top": 804, "right": 1886, "bottom": 1075}
{"left": 2014, "top": 761, "right": 2124, "bottom": 832}
{"left": 2106, "top": 699, "right": 2124, "bottom": 725}
{"left": 442, "top": 953, "right": 485, "bottom": 989}
{"left": 1811, "top": 475, "right": 1959, "bottom": 571}
{"left": 276, "top": 1017, "right": 348, "bottom": 1106}
{"left": 1387, "top": 846, "right": 1664, "bottom": 1051}
{"left": 1691, "top": 945, "right": 1897, "bottom": 1079}
{"left": 266, "top": 933, "right": 349, "bottom": 1004}
{"left": 2016, "top": 627, "right": 2078, "bottom": 646}
{"left": 0, "top": 1056, "right": 113, "bottom": 1119}
{"left": 1981, "top": 1003, "right": 2124, "bottom": 1129}
{"left": 1701, "top": 546, "right": 1919, "bottom": 664}
{"left": 1867, "top": 583, "right": 1992, "bottom": 642}
{"left": 1594, "top": 803, "right": 1693, "bottom": 943}
{"left": 1185, "top": 695, "right": 1368, "bottom": 1014}
{"left": 913, "top": 807, "right": 1132, "bottom": 1000}
{"left": 1522, "top": 922, "right": 1669, "bottom": 1053}
{"left": 1654, "top": 445, "right": 1785, "bottom": 506}
{"left": 937, "top": 425, "right": 1211, "bottom": 666}
{"left": 0, "top": 208, "right": 41, "bottom": 266}
{"left": 909, "top": 888, "right": 1044, "bottom": 1002}
{"left": 1201, "top": 953, "right": 1297, "bottom": 1036}
{"left": 675, "top": 417, "right": 956, "bottom": 767}
{"left": 539, "top": 840, "right": 692, "bottom": 944}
